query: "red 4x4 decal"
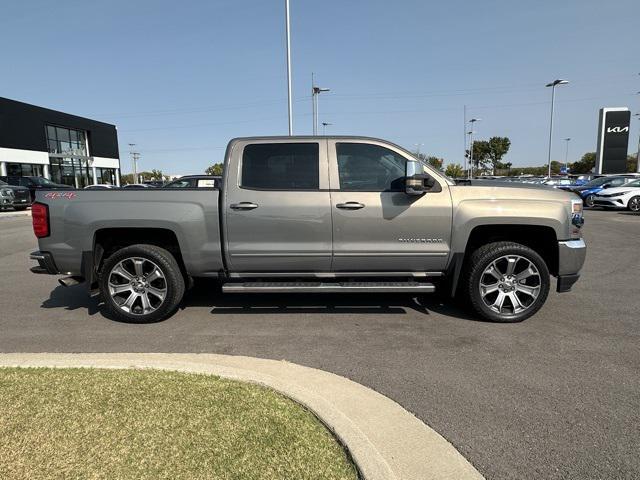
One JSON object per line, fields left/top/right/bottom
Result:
{"left": 43, "top": 192, "right": 77, "bottom": 200}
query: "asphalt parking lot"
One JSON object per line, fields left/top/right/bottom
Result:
{"left": 1, "top": 209, "right": 638, "bottom": 480}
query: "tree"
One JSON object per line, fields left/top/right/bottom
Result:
{"left": 445, "top": 163, "right": 464, "bottom": 178}
{"left": 467, "top": 140, "right": 491, "bottom": 172}
{"left": 425, "top": 156, "right": 443, "bottom": 170}
{"left": 570, "top": 152, "right": 596, "bottom": 174}
{"left": 120, "top": 173, "right": 135, "bottom": 185}
{"left": 626, "top": 154, "right": 637, "bottom": 173}
{"left": 486, "top": 137, "right": 511, "bottom": 173}
{"left": 205, "top": 163, "right": 224, "bottom": 175}
{"left": 150, "top": 169, "right": 165, "bottom": 180}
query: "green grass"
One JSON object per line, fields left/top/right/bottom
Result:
{"left": 0, "top": 368, "right": 357, "bottom": 480}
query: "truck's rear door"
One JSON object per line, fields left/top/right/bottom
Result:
{"left": 223, "top": 139, "right": 332, "bottom": 272}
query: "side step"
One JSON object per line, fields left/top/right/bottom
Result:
{"left": 222, "top": 281, "right": 436, "bottom": 293}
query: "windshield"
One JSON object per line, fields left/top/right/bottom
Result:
{"left": 582, "top": 176, "right": 614, "bottom": 187}
{"left": 30, "top": 177, "right": 56, "bottom": 186}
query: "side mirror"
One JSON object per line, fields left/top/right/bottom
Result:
{"left": 405, "top": 160, "right": 441, "bottom": 195}
{"left": 405, "top": 174, "right": 428, "bottom": 196}
{"left": 603, "top": 184, "right": 610, "bottom": 189}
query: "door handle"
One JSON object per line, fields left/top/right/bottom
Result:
{"left": 230, "top": 202, "right": 259, "bottom": 210}
{"left": 336, "top": 202, "right": 365, "bottom": 210}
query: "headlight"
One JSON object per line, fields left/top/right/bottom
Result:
{"left": 1, "top": 188, "right": 14, "bottom": 196}
{"left": 570, "top": 199, "right": 584, "bottom": 233}
{"left": 608, "top": 191, "right": 630, "bottom": 197}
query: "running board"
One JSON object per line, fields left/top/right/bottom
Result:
{"left": 222, "top": 281, "right": 436, "bottom": 293}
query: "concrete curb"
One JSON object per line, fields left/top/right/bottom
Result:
{"left": 0, "top": 353, "right": 483, "bottom": 480}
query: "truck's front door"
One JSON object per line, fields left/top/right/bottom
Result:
{"left": 328, "top": 139, "right": 453, "bottom": 272}
{"left": 224, "top": 139, "right": 332, "bottom": 272}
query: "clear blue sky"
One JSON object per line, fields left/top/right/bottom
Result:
{"left": 2, "top": 0, "right": 638, "bottom": 174}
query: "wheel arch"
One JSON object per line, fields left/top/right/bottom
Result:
{"left": 447, "top": 224, "right": 559, "bottom": 296}
{"left": 90, "top": 228, "right": 187, "bottom": 286}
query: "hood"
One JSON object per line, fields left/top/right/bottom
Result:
{"left": 595, "top": 186, "right": 640, "bottom": 196}
{"left": 1, "top": 184, "right": 30, "bottom": 193}
{"left": 451, "top": 180, "right": 576, "bottom": 202}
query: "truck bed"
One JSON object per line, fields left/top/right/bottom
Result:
{"left": 34, "top": 189, "right": 224, "bottom": 277}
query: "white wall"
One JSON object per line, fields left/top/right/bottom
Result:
{"left": 0, "top": 147, "right": 49, "bottom": 165}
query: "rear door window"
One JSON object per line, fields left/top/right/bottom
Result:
{"left": 241, "top": 143, "right": 319, "bottom": 190}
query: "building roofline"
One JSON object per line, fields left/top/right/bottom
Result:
{"left": 0, "top": 96, "right": 116, "bottom": 128}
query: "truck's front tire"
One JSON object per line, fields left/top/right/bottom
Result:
{"left": 99, "top": 244, "right": 185, "bottom": 323}
{"left": 464, "top": 241, "right": 550, "bottom": 323}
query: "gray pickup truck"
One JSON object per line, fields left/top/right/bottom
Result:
{"left": 30, "top": 136, "right": 586, "bottom": 323}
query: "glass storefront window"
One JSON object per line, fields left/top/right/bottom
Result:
{"left": 46, "top": 125, "right": 87, "bottom": 156}
{"left": 5, "top": 163, "right": 43, "bottom": 177}
{"left": 96, "top": 168, "right": 115, "bottom": 185}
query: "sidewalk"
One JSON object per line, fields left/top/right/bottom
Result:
{"left": 0, "top": 353, "right": 484, "bottom": 480}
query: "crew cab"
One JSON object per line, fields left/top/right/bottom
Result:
{"left": 29, "top": 136, "right": 586, "bottom": 323}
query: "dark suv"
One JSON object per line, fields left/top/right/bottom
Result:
{"left": 0, "top": 176, "right": 71, "bottom": 202}
{"left": 0, "top": 179, "right": 31, "bottom": 210}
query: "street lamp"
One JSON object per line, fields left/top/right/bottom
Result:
{"left": 284, "top": 0, "right": 293, "bottom": 135}
{"left": 321, "top": 122, "right": 332, "bottom": 135}
{"left": 468, "top": 118, "right": 481, "bottom": 179}
{"left": 545, "top": 79, "right": 569, "bottom": 178}
{"left": 564, "top": 137, "right": 571, "bottom": 174}
{"left": 311, "top": 73, "right": 330, "bottom": 135}
{"left": 414, "top": 143, "right": 424, "bottom": 157}
{"left": 634, "top": 112, "right": 640, "bottom": 173}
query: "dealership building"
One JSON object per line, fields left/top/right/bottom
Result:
{"left": 0, "top": 97, "right": 120, "bottom": 187}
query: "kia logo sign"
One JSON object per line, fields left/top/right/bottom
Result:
{"left": 606, "top": 126, "right": 629, "bottom": 133}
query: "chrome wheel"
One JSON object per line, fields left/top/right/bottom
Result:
{"left": 629, "top": 196, "right": 640, "bottom": 212}
{"left": 107, "top": 257, "right": 167, "bottom": 315}
{"left": 479, "top": 255, "right": 541, "bottom": 316}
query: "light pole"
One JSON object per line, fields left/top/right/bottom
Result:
{"left": 468, "top": 118, "right": 481, "bottom": 179}
{"left": 545, "top": 79, "right": 569, "bottom": 178}
{"left": 128, "top": 143, "right": 139, "bottom": 184}
{"left": 311, "top": 73, "right": 330, "bottom": 135}
{"left": 414, "top": 143, "right": 424, "bottom": 157}
{"left": 563, "top": 137, "right": 571, "bottom": 174}
{"left": 466, "top": 131, "right": 472, "bottom": 177}
{"left": 284, "top": 0, "right": 293, "bottom": 135}
{"left": 321, "top": 122, "right": 332, "bottom": 135}
{"left": 635, "top": 112, "right": 640, "bottom": 173}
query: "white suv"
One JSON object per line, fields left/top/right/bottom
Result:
{"left": 593, "top": 178, "right": 640, "bottom": 211}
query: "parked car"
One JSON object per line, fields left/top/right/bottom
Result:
{"left": 143, "top": 180, "right": 165, "bottom": 187}
{"left": 567, "top": 175, "right": 639, "bottom": 207}
{"left": 0, "top": 182, "right": 14, "bottom": 210}
{"left": 122, "top": 183, "right": 155, "bottom": 189}
{"left": 0, "top": 175, "right": 71, "bottom": 202}
{"left": 84, "top": 184, "right": 116, "bottom": 190}
{"left": 29, "top": 136, "right": 586, "bottom": 324}
{"left": 164, "top": 175, "right": 221, "bottom": 188}
{"left": 544, "top": 177, "right": 575, "bottom": 188}
{"left": 592, "top": 179, "right": 640, "bottom": 211}
{"left": 0, "top": 179, "right": 31, "bottom": 210}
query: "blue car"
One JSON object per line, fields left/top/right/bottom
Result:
{"left": 568, "top": 175, "right": 639, "bottom": 207}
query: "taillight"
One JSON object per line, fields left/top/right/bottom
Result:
{"left": 32, "top": 202, "right": 50, "bottom": 238}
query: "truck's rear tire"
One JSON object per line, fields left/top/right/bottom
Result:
{"left": 463, "top": 241, "right": 550, "bottom": 323}
{"left": 99, "top": 244, "right": 185, "bottom": 323}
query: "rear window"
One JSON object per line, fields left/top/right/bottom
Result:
{"left": 241, "top": 143, "right": 319, "bottom": 190}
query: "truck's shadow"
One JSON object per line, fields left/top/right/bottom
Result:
{"left": 41, "top": 284, "right": 101, "bottom": 315}
{"left": 39, "top": 279, "right": 477, "bottom": 322}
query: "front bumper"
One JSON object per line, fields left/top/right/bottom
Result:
{"left": 556, "top": 239, "right": 586, "bottom": 292}
{"left": 593, "top": 198, "right": 625, "bottom": 208}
